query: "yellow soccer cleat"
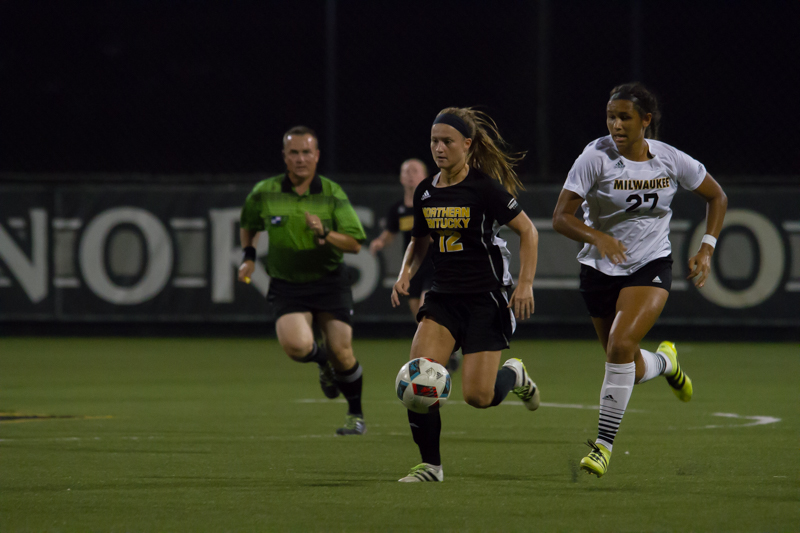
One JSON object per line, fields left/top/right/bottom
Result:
{"left": 580, "top": 440, "right": 611, "bottom": 478}
{"left": 657, "top": 341, "right": 693, "bottom": 402}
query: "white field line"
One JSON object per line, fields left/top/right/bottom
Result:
{"left": 691, "top": 412, "right": 782, "bottom": 429}
{"left": 0, "top": 435, "right": 333, "bottom": 442}
{"left": 0, "top": 431, "right": 474, "bottom": 443}
{"left": 296, "top": 399, "right": 779, "bottom": 427}
{"left": 296, "top": 398, "right": 645, "bottom": 412}
{"left": 0, "top": 405, "right": 779, "bottom": 444}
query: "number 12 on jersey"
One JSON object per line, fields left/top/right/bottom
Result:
{"left": 438, "top": 230, "right": 463, "bottom": 252}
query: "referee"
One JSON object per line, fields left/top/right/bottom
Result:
{"left": 238, "top": 126, "right": 368, "bottom": 436}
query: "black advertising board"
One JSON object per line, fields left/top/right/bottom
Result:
{"left": 1, "top": 182, "right": 799, "bottom": 326}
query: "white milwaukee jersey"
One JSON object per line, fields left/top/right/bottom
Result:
{"left": 563, "top": 135, "right": 706, "bottom": 276}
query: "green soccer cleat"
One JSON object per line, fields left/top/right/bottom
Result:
{"left": 503, "top": 358, "right": 540, "bottom": 411}
{"left": 580, "top": 440, "right": 611, "bottom": 478}
{"left": 335, "top": 414, "right": 366, "bottom": 436}
{"left": 657, "top": 341, "right": 693, "bottom": 402}
{"left": 318, "top": 362, "right": 340, "bottom": 399}
{"left": 398, "top": 463, "right": 443, "bottom": 482}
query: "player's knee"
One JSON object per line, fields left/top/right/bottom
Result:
{"left": 606, "top": 337, "right": 637, "bottom": 363}
{"left": 282, "top": 340, "right": 314, "bottom": 361}
{"left": 326, "top": 339, "right": 352, "bottom": 360}
{"left": 464, "top": 390, "right": 493, "bottom": 409}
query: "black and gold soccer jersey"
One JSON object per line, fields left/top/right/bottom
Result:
{"left": 385, "top": 199, "right": 415, "bottom": 248}
{"left": 411, "top": 167, "right": 522, "bottom": 293}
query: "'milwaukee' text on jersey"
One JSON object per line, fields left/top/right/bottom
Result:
{"left": 240, "top": 174, "right": 367, "bottom": 283}
{"left": 563, "top": 135, "right": 707, "bottom": 276}
{"left": 612, "top": 177, "right": 672, "bottom": 190}
{"left": 412, "top": 168, "right": 522, "bottom": 293}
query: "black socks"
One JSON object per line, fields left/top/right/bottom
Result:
{"left": 298, "top": 342, "right": 328, "bottom": 366}
{"left": 405, "top": 366, "right": 517, "bottom": 467}
{"left": 335, "top": 362, "right": 363, "bottom": 416}
{"left": 490, "top": 366, "right": 517, "bottom": 406}
{"left": 408, "top": 409, "right": 442, "bottom": 466}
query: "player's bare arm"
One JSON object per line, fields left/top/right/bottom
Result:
{"left": 552, "top": 189, "right": 628, "bottom": 264}
{"left": 369, "top": 229, "right": 396, "bottom": 255}
{"left": 391, "top": 236, "right": 431, "bottom": 307}
{"left": 304, "top": 211, "right": 361, "bottom": 254}
{"left": 687, "top": 173, "right": 728, "bottom": 288}
{"left": 505, "top": 211, "right": 537, "bottom": 320}
{"left": 238, "top": 228, "right": 260, "bottom": 282}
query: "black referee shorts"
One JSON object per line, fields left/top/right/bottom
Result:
{"left": 579, "top": 255, "right": 673, "bottom": 318}
{"left": 267, "top": 269, "right": 354, "bottom": 325}
{"left": 416, "top": 289, "right": 514, "bottom": 354}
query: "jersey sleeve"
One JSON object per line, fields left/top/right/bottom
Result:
{"left": 563, "top": 147, "right": 602, "bottom": 198}
{"left": 240, "top": 190, "right": 266, "bottom": 231}
{"left": 486, "top": 179, "right": 523, "bottom": 226}
{"left": 411, "top": 181, "right": 431, "bottom": 238}
{"left": 385, "top": 202, "right": 400, "bottom": 233}
{"left": 667, "top": 147, "right": 707, "bottom": 191}
{"left": 331, "top": 187, "right": 367, "bottom": 242}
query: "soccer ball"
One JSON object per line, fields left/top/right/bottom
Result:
{"left": 395, "top": 358, "right": 451, "bottom": 414}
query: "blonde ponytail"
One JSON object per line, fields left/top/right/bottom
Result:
{"left": 436, "top": 107, "right": 526, "bottom": 197}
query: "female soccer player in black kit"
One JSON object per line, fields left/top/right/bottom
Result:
{"left": 391, "top": 107, "right": 540, "bottom": 482}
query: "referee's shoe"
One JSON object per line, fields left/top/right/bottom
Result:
{"left": 318, "top": 362, "right": 340, "bottom": 399}
{"left": 336, "top": 414, "right": 366, "bottom": 436}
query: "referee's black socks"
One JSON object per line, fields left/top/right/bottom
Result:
{"left": 298, "top": 342, "right": 329, "bottom": 366}
{"left": 408, "top": 408, "right": 441, "bottom": 466}
{"left": 335, "top": 361, "right": 363, "bottom": 416}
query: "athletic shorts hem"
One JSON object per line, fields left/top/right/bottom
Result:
{"left": 579, "top": 256, "right": 673, "bottom": 318}
{"left": 267, "top": 278, "right": 354, "bottom": 325}
{"left": 417, "top": 289, "right": 513, "bottom": 354}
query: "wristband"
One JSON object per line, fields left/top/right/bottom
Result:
{"left": 242, "top": 246, "right": 256, "bottom": 262}
{"left": 321, "top": 225, "right": 331, "bottom": 239}
{"left": 701, "top": 234, "right": 717, "bottom": 249}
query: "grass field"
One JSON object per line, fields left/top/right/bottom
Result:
{"left": 1, "top": 337, "right": 798, "bottom": 532}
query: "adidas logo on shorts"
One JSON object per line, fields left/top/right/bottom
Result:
{"left": 652, "top": 276, "right": 662, "bottom": 283}
{"left": 421, "top": 190, "right": 431, "bottom": 201}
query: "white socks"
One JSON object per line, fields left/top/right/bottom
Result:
{"left": 638, "top": 349, "right": 671, "bottom": 384}
{"left": 596, "top": 362, "right": 635, "bottom": 452}
{"left": 638, "top": 349, "right": 661, "bottom": 383}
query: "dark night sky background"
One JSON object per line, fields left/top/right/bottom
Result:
{"left": 1, "top": 1, "right": 798, "bottom": 181}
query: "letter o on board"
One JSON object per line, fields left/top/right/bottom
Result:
{"left": 690, "top": 209, "right": 784, "bottom": 308}
{"left": 79, "top": 207, "right": 173, "bottom": 304}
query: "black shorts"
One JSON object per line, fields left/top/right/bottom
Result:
{"left": 267, "top": 268, "right": 354, "bottom": 325}
{"left": 408, "top": 257, "right": 434, "bottom": 299}
{"left": 416, "top": 289, "right": 514, "bottom": 354}
{"left": 579, "top": 256, "right": 673, "bottom": 318}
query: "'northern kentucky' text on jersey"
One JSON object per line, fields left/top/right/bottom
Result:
{"left": 422, "top": 207, "right": 471, "bottom": 229}
{"left": 412, "top": 168, "right": 522, "bottom": 293}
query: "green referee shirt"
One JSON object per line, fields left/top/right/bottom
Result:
{"left": 240, "top": 174, "right": 367, "bottom": 283}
